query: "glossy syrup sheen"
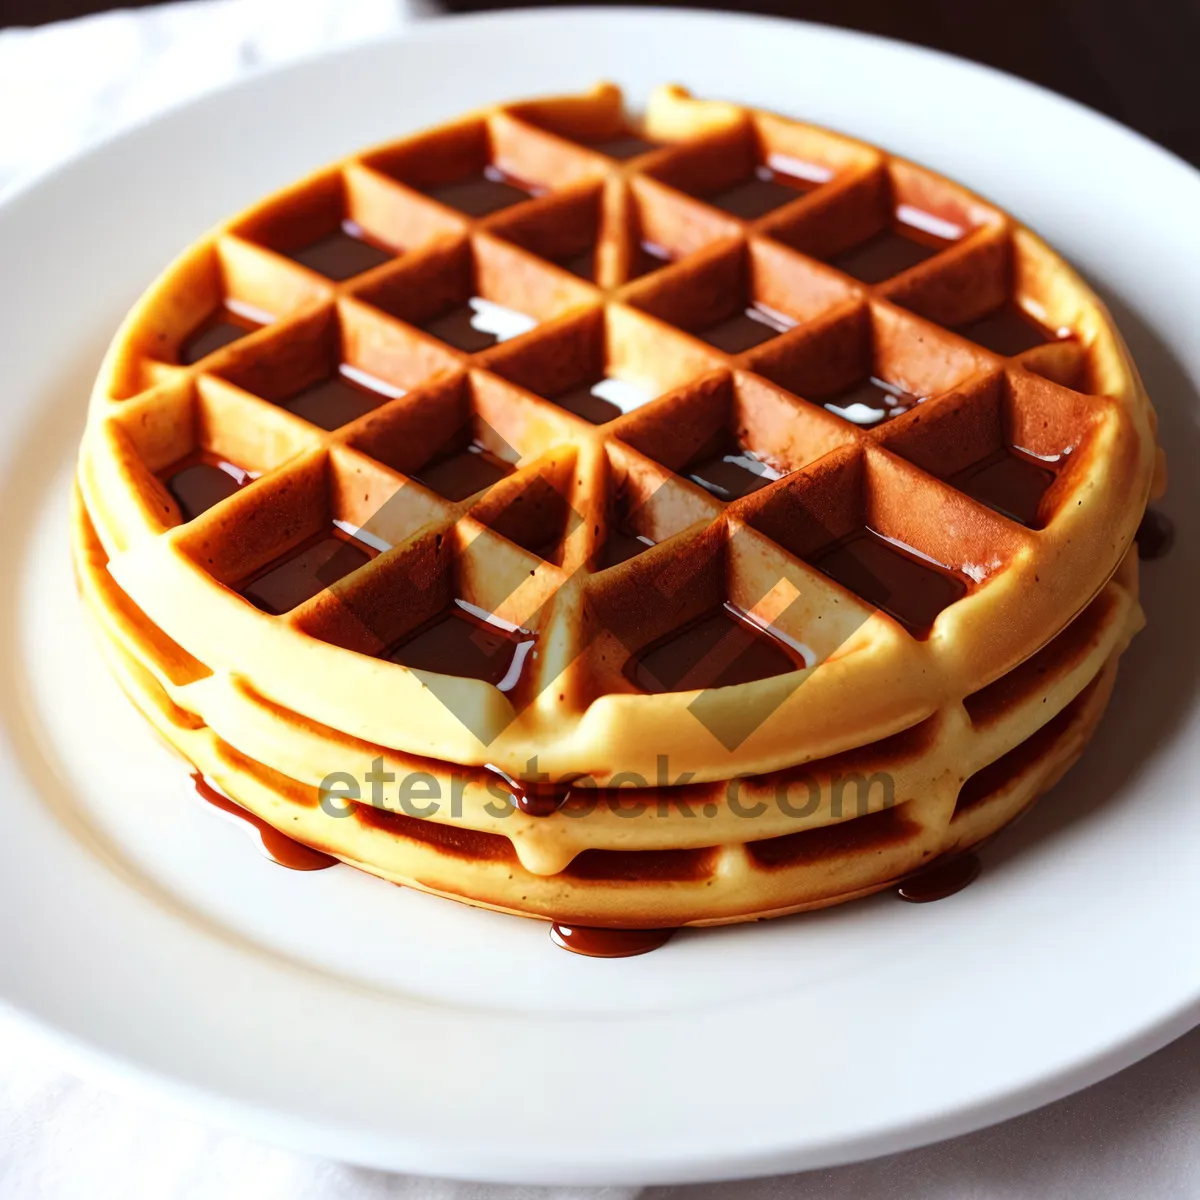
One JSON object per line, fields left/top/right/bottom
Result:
{"left": 422, "top": 304, "right": 502, "bottom": 353}
{"left": 490, "top": 770, "right": 572, "bottom": 816}
{"left": 549, "top": 923, "right": 676, "bottom": 957}
{"left": 422, "top": 297, "right": 538, "bottom": 353}
{"left": 426, "top": 165, "right": 541, "bottom": 217}
{"left": 700, "top": 302, "right": 795, "bottom": 354}
{"left": 386, "top": 604, "right": 536, "bottom": 691}
{"left": 413, "top": 441, "right": 514, "bottom": 502}
{"left": 179, "top": 301, "right": 270, "bottom": 365}
{"left": 896, "top": 853, "right": 981, "bottom": 902}
{"left": 630, "top": 239, "right": 674, "bottom": 280}
{"left": 548, "top": 240, "right": 672, "bottom": 284}
{"left": 591, "top": 134, "right": 660, "bottom": 160}
{"left": 708, "top": 157, "right": 828, "bottom": 219}
{"left": 949, "top": 446, "right": 1058, "bottom": 528}
{"left": 830, "top": 213, "right": 955, "bottom": 284}
{"left": 288, "top": 219, "right": 397, "bottom": 281}
{"left": 240, "top": 528, "right": 374, "bottom": 615}
{"left": 686, "top": 435, "right": 785, "bottom": 502}
{"left": 821, "top": 376, "right": 920, "bottom": 428}
{"left": 192, "top": 774, "right": 337, "bottom": 871}
{"left": 551, "top": 378, "right": 623, "bottom": 425}
{"left": 600, "top": 522, "right": 656, "bottom": 569}
{"left": 810, "top": 529, "right": 969, "bottom": 637}
{"left": 162, "top": 452, "right": 254, "bottom": 522}
{"left": 283, "top": 365, "right": 403, "bottom": 431}
{"left": 956, "top": 303, "right": 1056, "bottom": 356}
{"left": 627, "top": 601, "right": 805, "bottom": 694}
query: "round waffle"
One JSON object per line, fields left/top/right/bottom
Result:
{"left": 75, "top": 83, "right": 1161, "bottom": 928}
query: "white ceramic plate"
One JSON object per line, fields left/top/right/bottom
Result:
{"left": 1, "top": 8, "right": 1198, "bottom": 1186}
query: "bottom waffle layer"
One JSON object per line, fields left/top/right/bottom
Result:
{"left": 73, "top": 485, "right": 1134, "bottom": 928}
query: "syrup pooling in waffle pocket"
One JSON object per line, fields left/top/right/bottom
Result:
{"left": 76, "top": 84, "right": 1163, "bottom": 945}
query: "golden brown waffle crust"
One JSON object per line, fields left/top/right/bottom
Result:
{"left": 77, "top": 83, "right": 1159, "bottom": 787}
{"left": 75, "top": 485, "right": 1138, "bottom": 924}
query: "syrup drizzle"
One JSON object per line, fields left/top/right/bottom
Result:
{"left": 511, "top": 780, "right": 572, "bottom": 817}
{"left": 549, "top": 923, "right": 676, "bottom": 958}
{"left": 809, "top": 529, "right": 969, "bottom": 638}
{"left": 191, "top": 766, "right": 982, "bottom": 946}
{"left": 387, "top": 603, "right": 536, "bottom": 690}
{"left": 895, "top": 853, "right": 981, "bottom": 903}
{"left": 191, "top": 774, "right": 337, "bottom": 871}
{"left": 484, "top": 767, "right": 571, "bottom": 816}
{"left": 1136, "top": 509, "right": 1174, "bottom": 560}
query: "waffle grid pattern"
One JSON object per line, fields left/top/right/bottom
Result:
{"left": 73, "top": 84, "right": 1161, "bottom": 924}
{"left": 80, "top": 84, "right": 1156, "bottom": 784}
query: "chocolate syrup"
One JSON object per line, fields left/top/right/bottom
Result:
{"left": 423, "top": 305, "right": 500, "bottom": 353}
{"left": 686, "top": 437, "right": 783, "bottom": 502}
{"left": 559, "top": 246, "right": 597, "bottom": 281}
{"left": 163, "top": 453, "right": 252, "bottom": 522}
{"left": 896, "top": 852, "right": 981, "bottom": 902}
{"left": 1136, "top": 509, "right": 1175, "bottom": 560}
{"left": 956, "top": 304, "right": 1056, "bottom": 357}
{"left": 949, "top": 447, "right": 1057, "bottom": 528}
{"left": 708, "top": 159, "right": 825, "bottom": 220}
{"left": 628, "top": 601, "right": 804, "bottom": 694}
{"left": 387, "top": 603, "right": 536, "bottom": 691}
{"left": 413, "top": 441, "right": 514, "bottom": 502}
{"left": 700, "top": 303, "right": 795, "bottom": 355}
{"left": 629, "top": 239, "right": 674, "bottom": 280}
{"left": 427, "top": 166, "right": 540, "bottom": 217}
{"left": 549, "top": 923, "right": 676, "bottom": 958}
{"left": 821, "top": 376, "right": 920, "bottom": 428}
{"left": 592, "top": 135, "right": 659, "bottom": 160}
{"left": 241, "top": 529, "right": 373, "bottom": 614}
{"left": 600, "top": 523, "right": 656, "bottom": 569}
{"left": 180, "top": 302, "right": 267, "bottom": 364}
{"left": 192, "top": 774, "right": 337, "bottom": 870}
{"left": 552, "top": 378, "right": 622, "bottom": 425}
{"left": 501, "top": 776, "right": 572, "bottom": 816}
{"left": 288, "top": 220, "right": 396, "bottom": 281}
{"left": 283, "top": 366, "right": 398, "bottom": 430}
{"left": 831, "top": 221, "right": 951, "bottom": 284}
{"left": 423, "top": 296, "right": 538, "bottom": 354}
{"left": 810, "top": 529, "right": 968, "bottom": 637}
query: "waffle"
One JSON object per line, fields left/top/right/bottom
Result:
{"left": 74, "top": 83, "right": 1161, "bottom": 929}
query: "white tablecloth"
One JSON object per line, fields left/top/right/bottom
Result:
{"left": 2, "top": 3, "right": 1198, "bottom": 1195}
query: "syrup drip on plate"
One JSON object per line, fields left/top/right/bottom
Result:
{"left": 1136, "top": 509, "right": 1174, "bottom": 560}
{"left": 549, "top": 923, "right": 676, "bottom": 958}
{"left": 895, "top": 853, "right": 981, "bottom": 903}
{"left": 191, "top": 774, "right": 337, "bottom": 871}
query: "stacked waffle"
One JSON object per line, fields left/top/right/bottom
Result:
{"left": 74, "top": 83, "right": 1161, "bottom": 930}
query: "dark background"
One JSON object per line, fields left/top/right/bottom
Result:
{"left": 3, "top": 0, "right": 1197, "bottom": 168}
